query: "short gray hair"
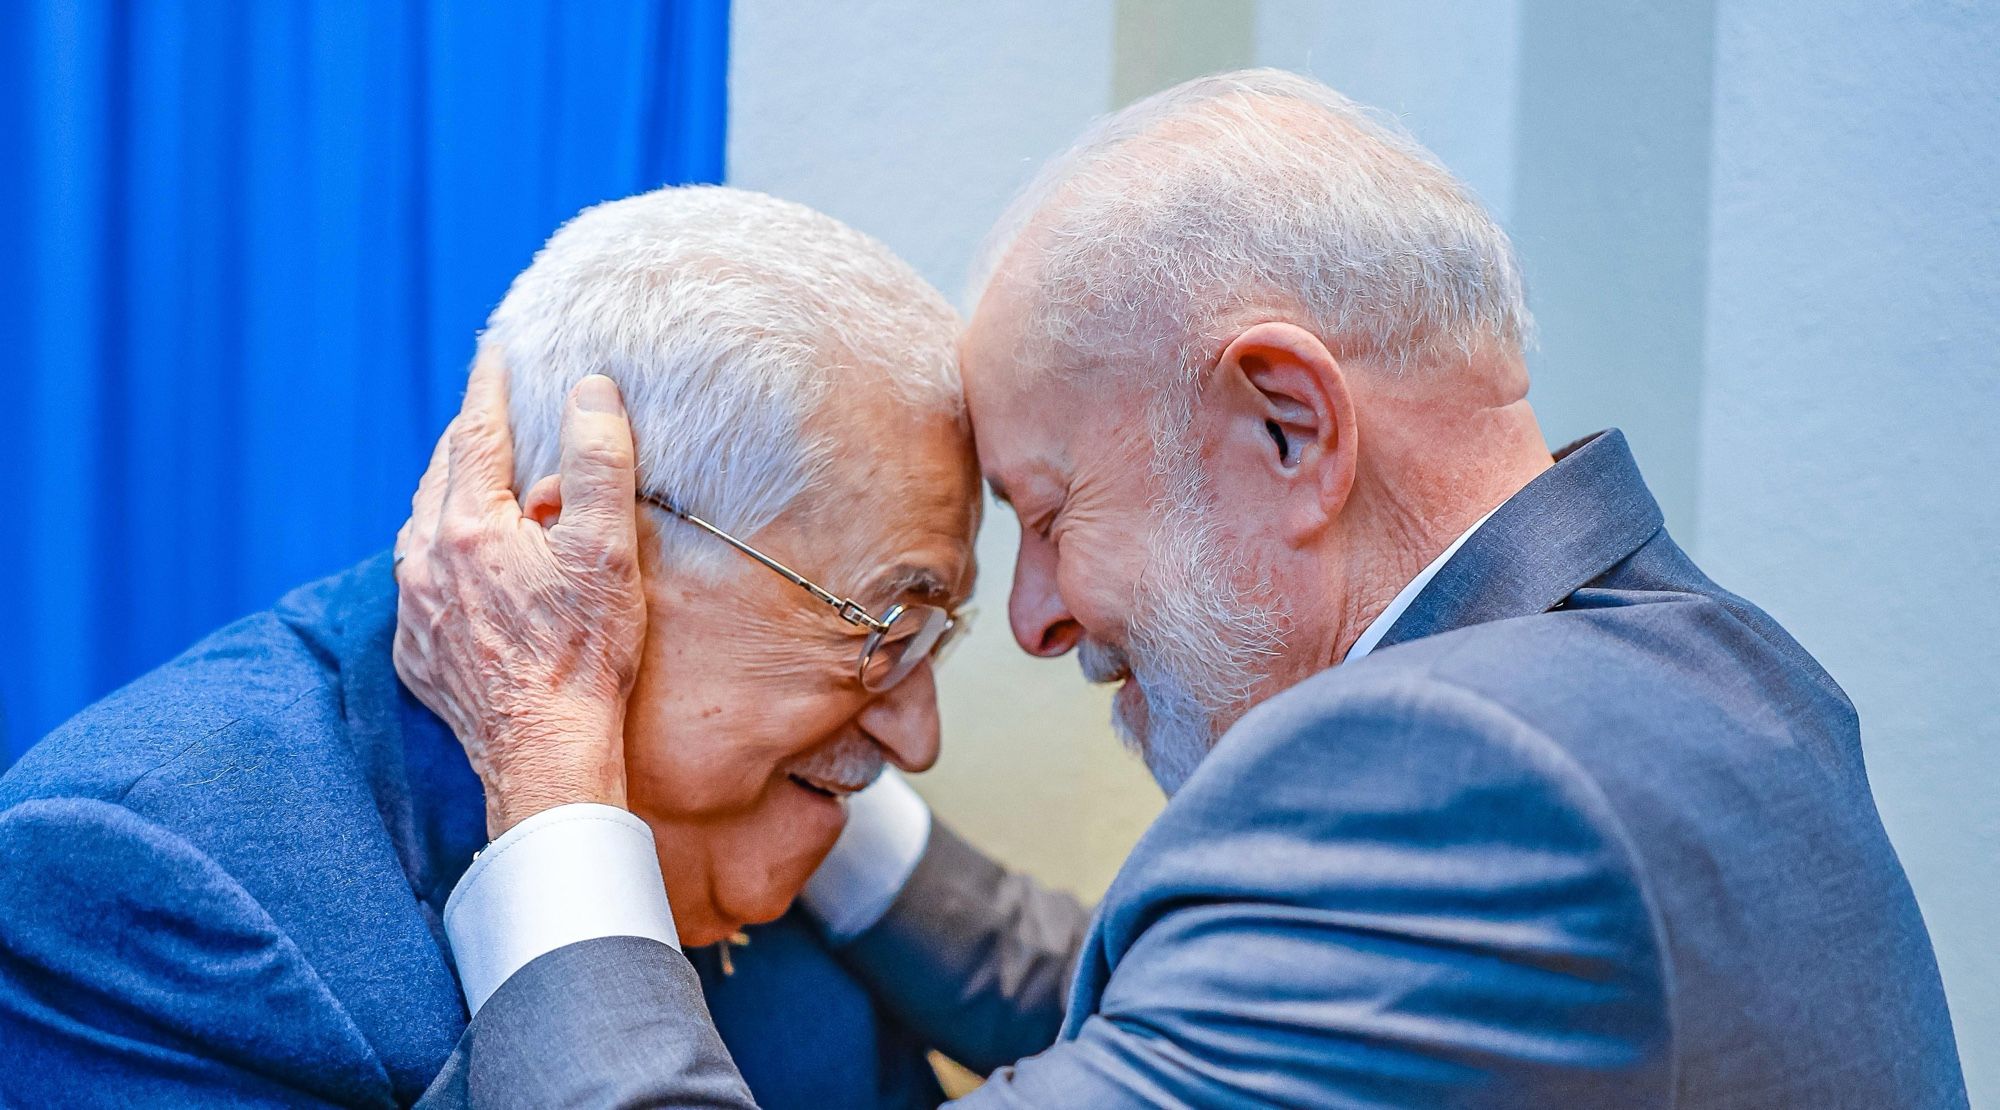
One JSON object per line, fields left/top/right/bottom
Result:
{"left": 484, "top": 185, "right": 961, "bottom": 579}
{"left": 974, "top": 68, "right": 1530, "bottom": 379}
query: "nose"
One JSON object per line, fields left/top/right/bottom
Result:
{"left": 857, "top": 660, "right": 941, "bottom": 773}
{"left": 1009, "top": 526, "right": 1082, "bottom": 658}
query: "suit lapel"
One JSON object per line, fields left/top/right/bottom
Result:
{"left": 326, "top": 556, "right": 487, "bottom": 925}
{"left": 265, "top": 557, "right": 489, "bottom": 1099}
{"left": 1376, "top": 430, "right": 1664, "bottom": 652}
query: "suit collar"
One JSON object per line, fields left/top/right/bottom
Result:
{"left": 1375, "top": 429, "right": 1664, "bottom": 652}
{"left": 299, "top": 554, "right": 487, "bottom": 921}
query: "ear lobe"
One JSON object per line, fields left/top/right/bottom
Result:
{"left": 522, "top": 473, "right": 564, "bottom": 529}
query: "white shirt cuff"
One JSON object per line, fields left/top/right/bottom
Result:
{"left": 801, "top": 768, "right": 933, "bottom": 942}
{"left": 443, "top": 802, "right": 678, "bottom": 1016}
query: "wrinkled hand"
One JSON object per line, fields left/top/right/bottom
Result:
{"left": 393, "top": 351, "right": 648, "bottom": 837}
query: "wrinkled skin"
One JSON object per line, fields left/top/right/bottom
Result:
{"left": 958, "top": 258, "right": 1553, "bottom": 778}
{"left": 396, "top": 353, "right": 979, "bottom": 944}
{"left": 394, "top": 354, "right": 644, "bottom": 837}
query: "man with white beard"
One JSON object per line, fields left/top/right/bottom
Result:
{"left": 395, "top": 71, "right": 1966, "bottom": 1108}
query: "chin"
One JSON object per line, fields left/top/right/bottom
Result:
{"left": 672, "top": 875, "right": 802, "bottom": 946}
{"left": 653, "top": 776, "right": 851, "bottom": 948}
{"left": 680, "top": 883, "right": 798, "bottom": 948}
{"left": 677, "top": 912, "right": 754, "bottom": 949}
{"left": 701, "top": 831, "right": 845, "bottom": 945}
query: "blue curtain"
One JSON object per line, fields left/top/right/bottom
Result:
{"left": 0, "top": 1, "right": 730, "bottom": 762}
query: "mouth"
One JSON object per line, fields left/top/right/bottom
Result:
{"left": 1112, "top": 675, "right": 1144, "bottom": 713}
{"left": 1078, "top": 639, "right": 1133, "bottom": 687}
{"left": 786, "top": 771, "right": 873, "bottom": 800}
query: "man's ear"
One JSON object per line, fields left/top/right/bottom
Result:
{"left": 522, "top": 474, "right": 564, "bottom": 529}
{"left": 1213, "top": 321, "right": 1358, "bottom": 542}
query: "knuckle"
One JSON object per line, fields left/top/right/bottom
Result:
{"left": 554, "top": 525, "right": 636, "bottom": 571}
{"left": 569, "top": 435, "right": 632, "bottom": 470}
{"left": 448, "top": 424, "right": 500, "bottom": 467}
{"left": 451, "top": 409, "right": 492, "bottom": 440}
{"left": 438, "top": 520, "right": 481, "bottom": 555}
{"left": 392, "top": 640, "right": 426, "bottom": 685}
{"left": 599, "top": 546, "right": 638, "bottom": 580}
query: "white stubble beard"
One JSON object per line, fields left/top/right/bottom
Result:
{"left": 1085, "top": 448, "right": 1290, "bottom": 796}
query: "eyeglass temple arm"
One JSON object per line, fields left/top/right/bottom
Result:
{"left": 644, "top": 497, "right": 888, "bottom": 631}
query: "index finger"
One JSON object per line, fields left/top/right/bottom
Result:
{"left": 443, "top": 347, "right": 518, "bottom": 514}
{"left": 396, "top": 416, "right": 454, "bottom": 559}
{"left": 548, "top": 374, "right": 639, "bottom": 560}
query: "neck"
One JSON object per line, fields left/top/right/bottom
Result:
{"left": 1311, "top": 393, "right": 1552, "bottom": 670}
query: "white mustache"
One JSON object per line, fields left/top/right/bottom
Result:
{"left": 1078, "top": 639, "right": 1132, "bottom": 684}
{"left": 784, "top": 734, "right": 886, "bottom": 794}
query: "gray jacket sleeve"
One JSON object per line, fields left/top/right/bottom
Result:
{"left": 419, "top": 822, "right": 1092, "bottom": 1108}
{"left": 831, "top": 820, "right": 1094, "bottom": 1076}
{"left": 420, "top": 936, "right": 756, "bottom": 1110}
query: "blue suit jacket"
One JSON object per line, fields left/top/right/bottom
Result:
{"left": 0, "top": 556, "right": 944, "bottom": 1109}
{"left": 452, "top": 431, "right": 1968, "bottom": 1108}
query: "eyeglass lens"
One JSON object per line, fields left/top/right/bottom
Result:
{"left": 861, "top": 604, "right": 954, "bottom": 692}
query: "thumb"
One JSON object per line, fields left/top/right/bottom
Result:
{"left": 549, "top": 375, "right": 639, "bottom": 565}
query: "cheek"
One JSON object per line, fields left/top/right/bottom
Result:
{"left": 1056, "top": 524, "right": 1149, "bottom": 640}
{"left": 623, "top": 652, "right": 764, "bottom": 815}
{"left": 704, "top": 783, "right": 849, "bottom": 926}
{"left": 625, "top": 650, "right": 874, "bottom": 818}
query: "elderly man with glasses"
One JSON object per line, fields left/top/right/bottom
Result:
{"left": 0, "top": 185, "right": 978, "bottom": 1108}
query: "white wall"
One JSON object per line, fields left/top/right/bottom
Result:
{"left": 1259, "top": 0, "right": 1714, "bottom": 542}
{"left": 1256, "top": 0, "right": 1521, "bottom": 218}
{"left": 1698, "top": 1, "right": 2000, "bottom": 1097}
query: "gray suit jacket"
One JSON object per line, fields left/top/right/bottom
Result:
{"left": 437, "top": 431, "right": 1967, "bottom": 1108}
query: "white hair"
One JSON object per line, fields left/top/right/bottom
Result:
{"left": 973, "top": 68, "right": 1530, "bottom": 379}
{"left": 484, "top": 185, "right": 961, "bottom": 579}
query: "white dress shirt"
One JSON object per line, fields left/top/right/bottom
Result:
{"left": 444, "top": 770, "right": 929, "bottom": 1015}
{"left": 443, "top": 801, "right": 680, "bottom": 1015}
{"left": 1343, "top": 504, "right": 1500, "bottom": 664}
{"left": 443, "top": 508, "right": 1499, "bottom": 1015}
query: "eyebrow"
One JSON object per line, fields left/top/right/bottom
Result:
{"left": 874, "top": 564, "right": 955, "bottom": 605}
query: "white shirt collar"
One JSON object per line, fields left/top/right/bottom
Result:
{"left": 1343, "top": 504, "right": 1502, "bottom": 664}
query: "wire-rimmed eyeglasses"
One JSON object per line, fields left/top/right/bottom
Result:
{"left": 639, "top": 494, "right": 968, "bottom": 693}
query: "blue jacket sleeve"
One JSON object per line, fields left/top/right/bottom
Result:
{"left": 952, "top": 674, "right": 1676, "bottom": 1109}
{"left": 0, "top": 796, "right": 396, "bottom": 1108}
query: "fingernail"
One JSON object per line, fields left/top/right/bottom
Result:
{"left": 577, "top": 375, "right": 624, "bottom": 415}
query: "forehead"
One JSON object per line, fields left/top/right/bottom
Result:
{"left": 796, "top": 401, "right": 982, "bottom": 594}
{"left": 962, "top": 283, "right": 1108, "bottom": 507}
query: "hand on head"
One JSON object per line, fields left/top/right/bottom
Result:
{"left": 393, "top": 351, "right": 646, "bottom": 837}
